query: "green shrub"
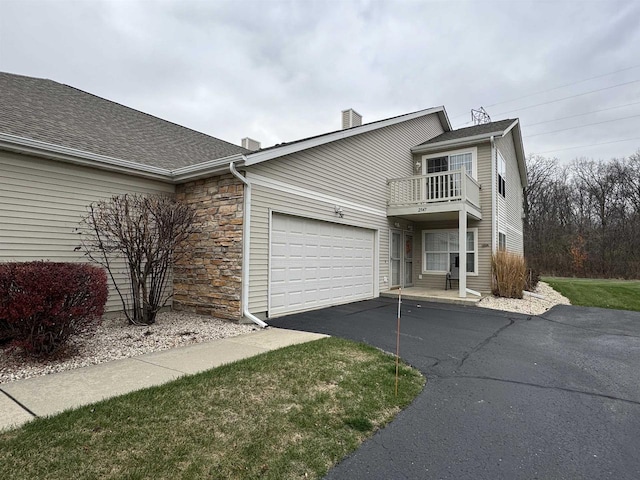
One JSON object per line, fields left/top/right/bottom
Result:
{"left": 0, "top": 261, "right": 108, "bottom": 356}
{"left": 492, "top": 251, "right": 527, "bottom": 299}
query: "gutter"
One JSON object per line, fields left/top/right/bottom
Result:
{"left": 229, "top": 161, "right": 269, "bottom": 328}
{"left": 172, "top": 153, "right": 246, "bottom": 182}
{"left": 0, "top": 133, "right": 248, "bottom": 184}
{"left": 490, "top": 135, "right": 497, "bottom": 253}
{"left": 0, "top": 133, "right": 172, "bottom": 180}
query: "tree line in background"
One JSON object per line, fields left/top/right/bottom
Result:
{"left": 524, "top": 149, "right": 640, "bottom": 279}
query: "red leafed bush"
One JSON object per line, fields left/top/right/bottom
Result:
{"left": 0, "top": 262, "right": 108, "bottom": 356}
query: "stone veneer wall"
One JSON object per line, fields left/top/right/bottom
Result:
{"left": 173, "top": 173, "right": 244, "bottom": 320}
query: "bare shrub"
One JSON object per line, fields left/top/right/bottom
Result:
{"left": 78, "top": 194, "right": 196, "bottom": 326}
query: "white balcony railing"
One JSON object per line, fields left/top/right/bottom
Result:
{"left": 387, "top": 169, "right": 480, "bottom": 209}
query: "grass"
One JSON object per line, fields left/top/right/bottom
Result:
{"left": 0, "top": 337, "right": 424, "bottom": 479}
{"left": 543, "top": 276, "right": 640, "bottom": 312}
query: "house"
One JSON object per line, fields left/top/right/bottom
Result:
{"left": 0, "top": 72, "right": 527, "bottom": 326}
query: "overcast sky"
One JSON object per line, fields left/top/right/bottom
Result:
{"left": 1, "top": 0, "right": 639, "bottom": 163}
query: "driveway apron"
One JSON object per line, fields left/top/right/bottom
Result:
{"left": 269, "top": 300, "right": 640, "bottom": 480}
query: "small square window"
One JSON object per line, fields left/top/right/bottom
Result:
{"left": 499, "top": 232, "right": 506, "bottom": 251}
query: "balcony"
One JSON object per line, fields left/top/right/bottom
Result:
{"left": 387, "top": 169, "right": 482, "bottom": 220}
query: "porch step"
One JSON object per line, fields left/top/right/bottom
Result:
{"left": 380, "top": 289, "right": 482, "bottom": 306}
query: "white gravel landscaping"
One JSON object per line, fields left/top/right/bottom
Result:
{"left": 1, "top": 283, "right": 571, "bottom": 384}
{"left": 478, "top": 281, "right": 571, "bottom": 316}
{"left": 0, "top": 311, "right": 258, "bottom": 384}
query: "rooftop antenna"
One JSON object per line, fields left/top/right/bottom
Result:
{"left": 471, "top": 107, "right": 491, "bottom": 125}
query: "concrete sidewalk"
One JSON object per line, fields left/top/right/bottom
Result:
{"left": 0, "top": 327, "right": 327, "bottom": 432}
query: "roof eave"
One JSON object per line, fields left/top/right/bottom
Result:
{"left": 0, "top": 133, "right": 173, "bottom": 181}
{"left": 437, "top": 108, "right": 453, "bottom": 132}
{"left": 0, "top": 132, "right": 251, "bottom": 184}
{"left": 171, "top": 154, "right": 246, "bottom": 182}
{"left": 243, "top": 106, "right": 448, "bottom": 167}
{"left": 503, "top": 120, "right": 528, "bottom": 187}
{"left": 411, "top": 130, "right": 505, "bottom": 154}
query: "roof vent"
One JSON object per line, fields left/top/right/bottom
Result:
{"left": 341, "top": 109, "right": 362, "bottom": 129}
{"left": 241, "top": 137, "right": 261, "bottom": 151}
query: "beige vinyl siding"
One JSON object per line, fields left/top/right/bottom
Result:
{"left": 0, "top": 151, "right": 175, "bottom": 312}
{"left": 245, "top": 114, "right": 444, "bottom": 314}
{"left": 248, "top": 115, "right": 444, "bottom": 211}
{"left": 496, "top": 132, "right": 524, "bottom": 254}
{"left": 410, "top": 142, "right": 493, "bottom": 293}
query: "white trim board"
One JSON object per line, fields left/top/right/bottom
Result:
{"left": 244, "top": 107, "right": 449, "bottom": 167}
{"left": 246, "top": 172, "right": 387, "bottom": 217}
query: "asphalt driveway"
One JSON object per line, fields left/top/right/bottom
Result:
{"left": 269, "top": 299, "right": 640, "bottom": 479}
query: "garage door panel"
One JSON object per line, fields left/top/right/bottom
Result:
{"left": 270, "top": 214, "right": 375, "bottom": 316}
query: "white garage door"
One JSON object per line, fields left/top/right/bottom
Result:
{"left": 270, "top": 214, "right": 375, "bottom": 316}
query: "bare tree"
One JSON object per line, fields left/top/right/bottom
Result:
{"left": 524, "top": 149, "right": 640, "bottom": 279}
{"left": 78, "top": 194, "right": 196, "bottom": 325}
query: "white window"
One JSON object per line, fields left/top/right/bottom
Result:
{"left": 498, "top": 153, "right": 506, "bottom": 197}
{"left": 499, "top": 231, "right": 506, "bottom": 250}
{"left": 423, "top": 147, "right": 477, "bottom": 179}
{"left": 423, "top": 229, "right": 477, "bottom": 274}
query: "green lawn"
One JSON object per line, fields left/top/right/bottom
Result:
{"left": 0, "top": 337, "right": 424, "bottom": 480}
{"left": 543, "top": 277, "right": 640, "bottom": 312}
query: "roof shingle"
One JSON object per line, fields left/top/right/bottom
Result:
{"left": 0, "top": 72, "right": 249, "bottom": 169}
{"left": 418, "top": 119, "right": 517, "bottom": 146}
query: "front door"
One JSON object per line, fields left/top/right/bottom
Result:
{"left": 404, "top": 232, "right": 414, "bottom": 287}
{"left": 390, "top": 230, "right": 402, "bottom": 288}
{"left": 391, "top": 230, "right": 414, "bottom": 288}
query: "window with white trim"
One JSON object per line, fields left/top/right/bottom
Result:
{"left": 427, "top": 152, "right": 473, "bottom": 176}
{"left": 498, "top": 231, "right": 506, "bottom": 251}
{"left": 423, "top": 229, "right": 477, "bottom": 274}
{"left": 423, "top": 147, "right": 477, "bottom": 180}
{"left": 498, "top": 153, "right": 506, "bottom": 197}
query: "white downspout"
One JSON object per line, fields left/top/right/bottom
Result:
{"left": 230, "top": 161, "right": 268, "bottom": 328}
{"left": 490, "top": 136, "right": 497, "bottom": 254}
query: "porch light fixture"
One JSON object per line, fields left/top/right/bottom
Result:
{"left": 415, "top": 161, "right": 422, "bottom": 172}
{"left": 334, "top": 205, "right": 344, "bottom": 218}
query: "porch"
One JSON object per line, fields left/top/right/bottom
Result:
{"left": 381, "top": 287, "right": 482, "bottom": 306}
{"left": 388, "top": 170, "right": 482, "bottom": 300}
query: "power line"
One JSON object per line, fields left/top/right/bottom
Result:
{"left": 496, "top": 79, "right": 640, "bottom": 116}
{"left": 524, "top": 101, "right": 640, "bottom": 127}
{"left": 453, "top": 78, "right": 640, "bottom": 128}
{"left": 485, "top": 64, "right": 640, "bottom": 109}
{"left": 531, "top": 137, "right": 640, "bottom": 155}
{"left": 524, "top": 114, "right": 640, "bottom": 138}
{"left": 450, "top": 63, "right": 640, "bottom": 120}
